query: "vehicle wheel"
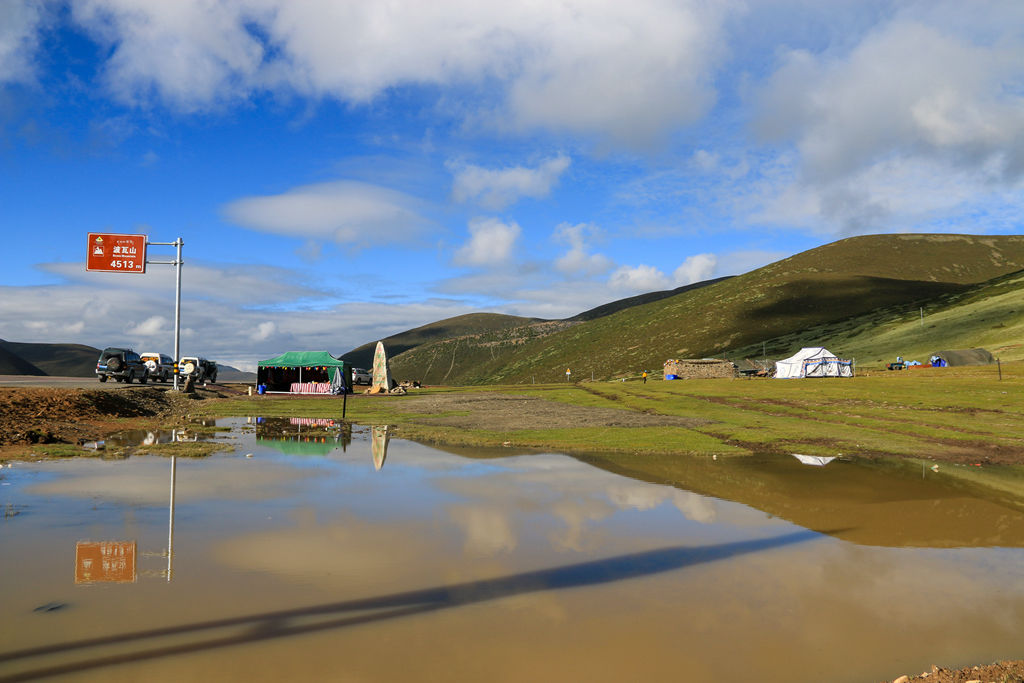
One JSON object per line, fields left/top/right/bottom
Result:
{"left": 210, "top": 374, "right": 217, "bottom": 383}
{"left": 106, "top": 357, "right": 122, "bottom": 371}
{"left": 98, "top": 375, "right": 107, "bottom": 383}
{"left": 139, "top": 374, "right": 148, "bottom": 384}
{"left": 125, "top": 375, "right": 133, "bottom": 383}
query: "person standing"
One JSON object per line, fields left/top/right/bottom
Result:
{"left": 642, "top": 370, "right": 647, "bottom": 384}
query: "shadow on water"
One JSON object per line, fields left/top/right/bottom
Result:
{"left": 0, "top": 530, "right": 821, "bottom": 681}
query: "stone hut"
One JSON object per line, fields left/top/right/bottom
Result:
{"left": 663, "top": 358, "right": 737, "bottom": 379}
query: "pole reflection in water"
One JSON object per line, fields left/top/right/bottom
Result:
{"left": 167, "top": 453, "right": 175, "bottom": 582}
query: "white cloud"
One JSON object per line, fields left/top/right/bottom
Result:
{"left": 126, "top": 315, "right": 168, "bottom": 336}
{"left": 672, "top": 253, "right": 716, "bottom": 285}
{"left": 609, "top": 254, "right": 721, "bottom": 294}
{"left": 502, "top": 1, "right": 731, "bottom": 146}
{"left": 0, "top": 0, "right": 44, "bottom": 85}
{"left": 222, "top": 180, "right": 430, "bottom": 246}
{"left": 553, "top": 222, "right": 612, "bottom": 277}
{"left": 71, "top": 0, "right": 266, "bottom": 111}
{"left": 56, "top": 0, "right": 732, "bottom": 146}
{"left": 450, "top": 155, "right": 570, "bottom": 210}
{"left": 453, "top": 217, "right": 520, "bottom": 267}
{"left": 251, "top": 321, "right": 277, "bottom": 342}
{"left": 608, "top": 264, "right": 671, "bottom": 294}
{"left": 753, "top": 6, "right": 1024, "bottom": 233}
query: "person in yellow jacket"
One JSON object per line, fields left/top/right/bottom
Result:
{"left": 642, "top": 370, "right": 647, "bottom": 384}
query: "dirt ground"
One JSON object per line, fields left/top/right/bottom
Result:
{"left": 395, "top": 392, "right": 710, "bottom": 430}
{"left": 884, "top": 661, "right": 1024, "bottom": 682}
{"left": 0, "top": 385, "right": 238, "bottom": 450}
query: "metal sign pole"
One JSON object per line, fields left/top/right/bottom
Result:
{"left": 146, "top": 238, "right": 184, "bottom": 390}
{"left": 173, "top": 238, "right": 183, "bottom": 391}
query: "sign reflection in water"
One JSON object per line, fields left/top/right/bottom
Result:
{"left": 74, "top": 541, "right": 137, "bottom": 584}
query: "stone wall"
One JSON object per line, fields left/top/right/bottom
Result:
{"left": 663, "top": 358, "right": 737, "bottom": 379}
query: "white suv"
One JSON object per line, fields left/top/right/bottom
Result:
{"left": 140, "top": 352, "right": 174, "bottom": 382}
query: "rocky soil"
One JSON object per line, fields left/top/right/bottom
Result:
{"left": 0, "top": 385, "right": 237, "bottom": 451}
{"left": 884, "top": 660, "right": 1024, "bottom": 682}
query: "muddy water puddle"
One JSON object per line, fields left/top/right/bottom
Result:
{"left": 2, "top": 417, "right": 1024, "bottom": 682}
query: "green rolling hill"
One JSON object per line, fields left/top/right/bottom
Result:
{"left": 0, "top": 343, "right": 47, "bottom": 376}
{"left": 382, "top": 234, "right": 1024, "bottom": 384}
{"left": 0, "top": 340, "right": 101, "bottom": 377}
{"left": 340, "top": 312, "right": 543, "bottom": 368}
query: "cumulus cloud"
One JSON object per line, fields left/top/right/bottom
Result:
{"left": 71, "top": 0, "right": 266, "bottom": 111}
{"left": 0, "top": 0, "right": 44, "bottom": 85}
{"left": 753, "top": 6, "right": 1024, "bottom": 233}
{"left": 672, "top": 253, "right": 716, "bottom": 285}
{"left": 251, "top": 321, "right": 277, "bottom": 342}
{"left": 126, "top": 315, "right": 168, "bottom": 336}
{"left": 608, "top": 264, "right": 671, "bottom": 294}
{"left": 52, "top": 0, "right": 732, "bottom": 146}
{"left": 222, "top": 180, "right": 430, "bottom": 246}
{"left": 450, "top": 155, "right": 570, "bottom": 210}
{"left": 453, "top": 217, "right": 521, "bottom": 267}
{"left": 553, "top": 222, "right": 612, "bottom": 277}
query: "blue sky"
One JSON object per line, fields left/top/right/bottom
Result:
{"left": 1, "top": 1, "right": 1022, "bottom": 370}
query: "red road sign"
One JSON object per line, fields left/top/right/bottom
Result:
{"left": 86, "top": 233, "right": 147, "bottom": 273}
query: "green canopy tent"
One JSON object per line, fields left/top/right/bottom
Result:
{"left": 257, "top": 351, "right": 351, "bottom": 395}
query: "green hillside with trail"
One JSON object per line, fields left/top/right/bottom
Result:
{"left": 340, "top": 312, "right": 543, "bottom": 369}
{"left": 386, "top": 234, "right": 1024, "bottom": 384}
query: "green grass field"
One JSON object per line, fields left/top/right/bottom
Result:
{"left": 198, "top": 364, "right": 1024, "bottom": 464}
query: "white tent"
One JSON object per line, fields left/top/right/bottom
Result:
{"left": 775, "top": 347, "right": 853, "bottom": 379}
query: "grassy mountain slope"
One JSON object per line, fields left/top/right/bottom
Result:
{"left": 0, "top": 340, "right": 101, "bottom": 377}
{"left": 728, "top": 268, "right": 1024, "bottom": 366}
{"left": 390, "top": 234, "right": 1024, "bottom": 384}
{"left": 0, "top": 343, "right": 47, "bottom": 376}
{"left": 341, "top": 312, "right": 542, "bottom": 368}
{"left": 567, "top": 276, "right": 734, "bottom": 321}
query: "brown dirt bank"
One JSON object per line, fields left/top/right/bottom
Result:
{"left": 882, "top": 660, "right": 1024, "bottom": 682}
{"left": 0, "top": 385, "right": 239, "bottom": 453}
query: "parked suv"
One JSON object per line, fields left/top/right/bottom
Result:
{"left": 96, "top": 347, "right": 147, "bottom": 383}
{"left": 352, "top": 367, "right": 372, "bottom": 385}
{"left": 140, "top": 352, "right": 174, "bottom": 382}
{"left": 178, "top": 356, "right": 217, "bottom": 383}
